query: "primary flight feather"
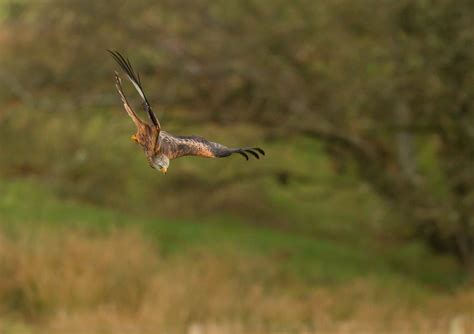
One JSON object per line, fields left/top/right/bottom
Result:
{"left": 108, "top": 50, "right": 265, "bottom": 174}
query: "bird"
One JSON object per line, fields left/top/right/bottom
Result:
{"left": 108, "top": 50, "right": 265, "bottom": 174}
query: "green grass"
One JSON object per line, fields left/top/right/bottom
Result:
{"left": 0, "top": 177, "right": 465, "bottom": 291}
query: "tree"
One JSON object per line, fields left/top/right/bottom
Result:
{"left": 2, "top": 0, "right": 473, "bottom": 268}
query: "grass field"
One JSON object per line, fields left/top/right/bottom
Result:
{"left": 1, "top": 177, "right": 473, "bottom": 333}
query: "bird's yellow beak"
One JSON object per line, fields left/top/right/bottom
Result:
{"left": 159, "top": 167, "right": 167, "bottom": 175}
{"left": 131, "top": 134, "right": 138, "bottom": 143}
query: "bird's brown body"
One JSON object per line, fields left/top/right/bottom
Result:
{"left": 109, "top": 51, "right": 265, "bottom": 174}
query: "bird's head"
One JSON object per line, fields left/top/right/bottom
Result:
{"left": 149, "top": 154, "right": 170, "bottom": 174}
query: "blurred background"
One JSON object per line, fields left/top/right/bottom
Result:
{"left": 0, "top": 0, "right": 473, "bottom": 333}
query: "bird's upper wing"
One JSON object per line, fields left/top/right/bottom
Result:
{"left": 108, "top": 50, "right": 161, "bottom": 130}
{"left": 160, "top": 134, "right": 265, "bottom": 161}
{"left": 113, "top": 72, "right": 145, "bottom": 129}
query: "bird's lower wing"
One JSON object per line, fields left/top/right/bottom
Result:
{"left": 163, "top": 135, "right": 265, "bottom": 161}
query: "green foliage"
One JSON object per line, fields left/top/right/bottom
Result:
{"left": 0, "top": 0, "right": 473, "bottom": 274}
{"left": 0, "top": 4, "right": 473, "bottom": 329}
{"left": 0, "top": 106, "right": 379, "bottom": 237}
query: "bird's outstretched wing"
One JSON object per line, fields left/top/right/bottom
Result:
{"left": 108, "top": 50, "right": 161, "bottom": 130}
{"left": 113, "top": 72, "right": 144, "bottom": 128}
{"left": 161, "top": 134, "right": 265, "bottom": 160}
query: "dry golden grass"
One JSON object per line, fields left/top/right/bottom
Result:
{"left": 0, "top": 227, "right": 472, "bottom": 334}
{"left": 0, "top": 228, "right": 155, "bottom": 317}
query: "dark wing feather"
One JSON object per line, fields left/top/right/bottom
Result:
{"left": 160, "top": 134, "right": 265, "bottom": 161}
{"left": 108, "top": 50, "right": 161, "bottom": 129}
